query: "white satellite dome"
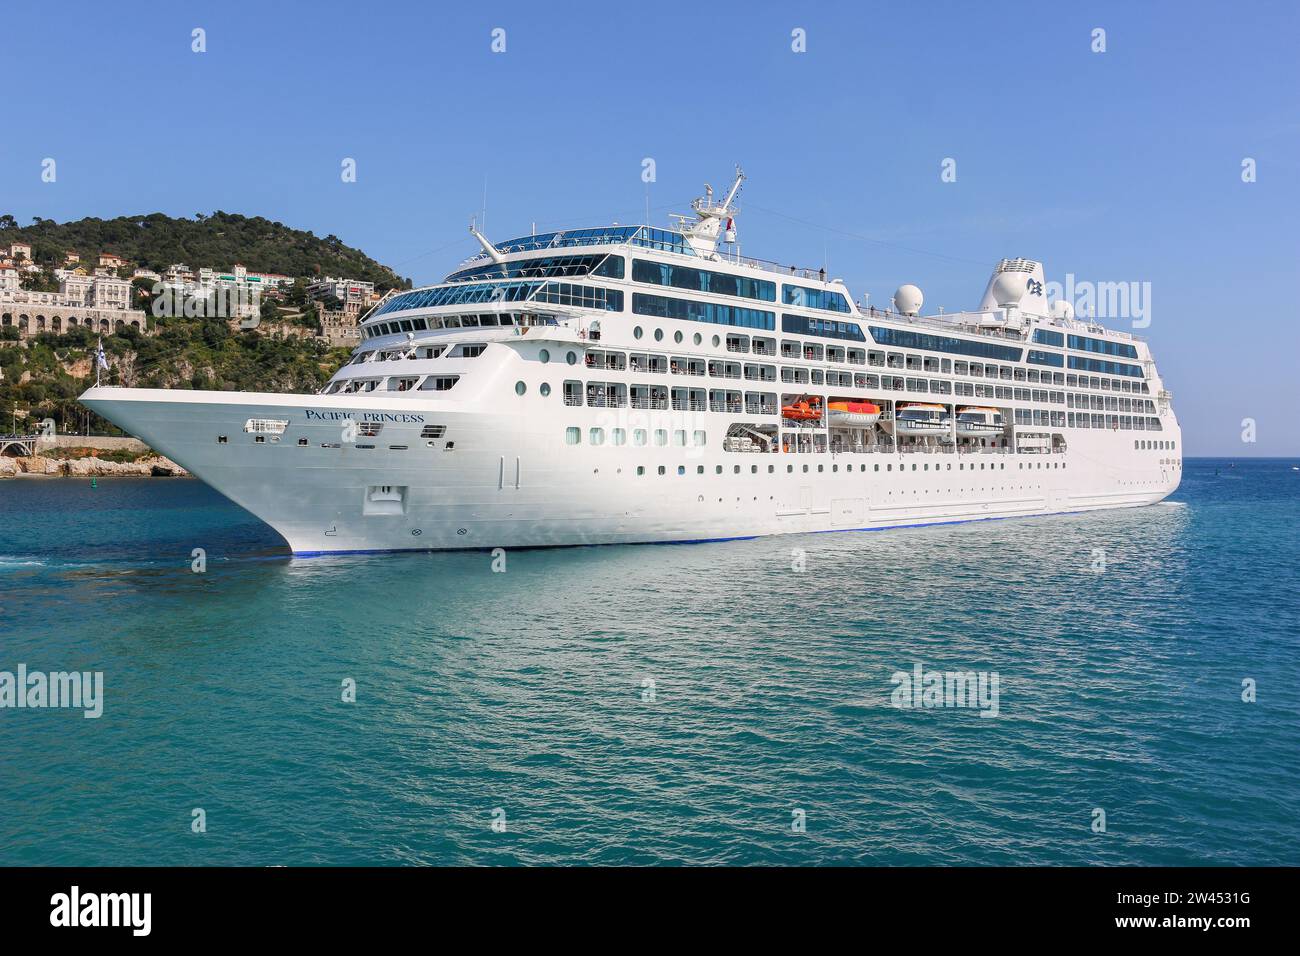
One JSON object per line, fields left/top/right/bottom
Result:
{"left": 1051, "top": 299, "right": 1075, "bottom": 320}
{"left": 989, "top": 271, "right": 1027, "bottom": 308}
{"left": 894, "top": 284, "right": 924, "bottom": 316}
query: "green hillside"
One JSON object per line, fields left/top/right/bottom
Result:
{"left": 0, "top": 211, "right": 410, "bottom": 291}
{"left": 0, "top": 211, "right": 413, "bottom": 436}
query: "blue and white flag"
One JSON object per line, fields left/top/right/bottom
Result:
{"left": 95, "top": 338, "right": 108, "bottom": 370}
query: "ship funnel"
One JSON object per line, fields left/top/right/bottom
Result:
{"left": 979, "top": 258, "right": 1048, "bottom": 315}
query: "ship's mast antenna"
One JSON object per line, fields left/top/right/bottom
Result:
{"left": 469, "top": 216, "right": 504, "bottom": 264}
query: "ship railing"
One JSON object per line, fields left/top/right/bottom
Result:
{"left": 828, "top": 444, "right": 894, "bottom": 455}
{"left": 897, "top": 444, "right": 956, "bottom": 454}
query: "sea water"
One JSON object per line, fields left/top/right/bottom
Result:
{"left": 1, "top": 459, "right": 1297, "bottom": 865}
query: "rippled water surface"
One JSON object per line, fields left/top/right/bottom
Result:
{"left": 2, "top": 459, "right": 1298, "bottom": 865}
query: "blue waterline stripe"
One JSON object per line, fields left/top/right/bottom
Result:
{"left": 289, "top": 507, "right": 1093, "bottom": 557}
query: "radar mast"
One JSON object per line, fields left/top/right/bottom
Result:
{"left": 673, "top": 165, "right": 745, "bottom": 257}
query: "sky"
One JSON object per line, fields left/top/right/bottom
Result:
{"left": 2, "top": 0, "right": 1297, "bottom": 455}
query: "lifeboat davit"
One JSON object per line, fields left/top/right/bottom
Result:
{"left": 781, "top": 397, "right": 823, "bottom": 421}
{"left": 955, "top": 405, "right": 1004, "bottom": 436}
{"left": 827, "top": 400, "right": 880, "bottom": 426}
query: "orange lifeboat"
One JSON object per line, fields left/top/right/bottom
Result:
{"left": 781, "top": 396, "right": 823, "bottom": 421}
{"left": 827, "top": 401, "right": 880, "bottom": 426}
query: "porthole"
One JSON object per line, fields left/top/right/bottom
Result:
{"left": 515, "top": 381, "right": 527, "bottom": 395}
{"left": 712, "top": 335, "right": 720, "bottom": 347}
{"left": 539, "top": 383, "right": 551, "bottom": 397}
{"left": 539, "top": 348, "right": 550, "bottom": 363}
{"left": 654, "top": 328, "right": 664, "bottom": 341}
{"left": 693, "top": 333, "right": 702, "bottom": 345}
{"left": 674, "top": 330, "right": 683, "bottom": 344}
{"left": 633, "top": 326, "right": 643, "bottom": 339}
{"left": 566, "top": 351, "right": 577, "bottom": 365}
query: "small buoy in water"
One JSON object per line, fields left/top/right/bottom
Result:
{"left": 91, "top": 477, "right": 97, "bottom": 488}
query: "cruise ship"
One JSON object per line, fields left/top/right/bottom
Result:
{"left": 80, "top": 170, "right": 1182, "bottom": 554}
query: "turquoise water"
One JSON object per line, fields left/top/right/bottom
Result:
{"left": 1, "top": 459, "right": 1297, "bottom": 866}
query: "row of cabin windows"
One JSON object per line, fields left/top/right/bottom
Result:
{"left": 551, "top": 377, "right": 1153, "bottom": 430}
{"left": 326, "top": 374, "right": 459, "bottom": 394}
{"left": 559, "top": 381, "right": 777, "bottom": 414}
{"left": 1069, "top": 393, "right": 1157, "bottom": 413}
{"left": 623, "top": 460, "right": 1071, "bottom": 477}
{"left": 1065, "top": 413, "right": 1162, "bottom": 430}
{"left": 1136, "top": 439, "right": 1176, "bottom": 450}
{"left": 349, "top": 342, "right": 485, "bottom": 365}
{"left": 574, "top": 344, "right": 1149, "bottom": 396}
{"left": 567, "top": 426, "right": 708, "bottom": 447}
{"left": 542, "top": 374, "right": 1149, "bottom": 422}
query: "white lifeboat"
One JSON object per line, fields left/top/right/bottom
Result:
{"left": 955, "top": 406, "right": 1004, "bottom": 437}
{"left": 892, "top": 402, "right": 949, "bottom": 436}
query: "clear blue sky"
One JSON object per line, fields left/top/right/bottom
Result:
{"left": 4, "top": 0, "right": 1297, "bottom": 455}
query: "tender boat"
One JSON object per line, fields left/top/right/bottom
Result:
{"left": 955, "top": 406, "right": 1004, "bottom": 437}
{"left": 892, "top": 402, "right": 949, "bottom": 435}
{"left": 827, "top": 400, "right": 880, "bottom": 426}
{"left": 781, "top": 396, "right": 823, "bottom": 421}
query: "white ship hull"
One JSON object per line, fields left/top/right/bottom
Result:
{"left": 78, "top": 172, "right": 1184, "bottom": 554}
{"left": 80, "top": 385, "right": 1182, "bottom": 555}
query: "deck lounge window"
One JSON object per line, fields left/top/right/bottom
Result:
{"left": 533, "top": 282, "right": 623, "bottom": 311}
{"left": 782, "top": 285, "right": 851, "bottom": 313}
{"left": 443, "top": 253, "right": 625, "bottom": 283}
{"left": 632, "top": 259, "right": 775, "bottom": 302}
{"left": 1027, "top": 349, "right": 1064, "bottom": 367}
{"left": 1068, "top": 356, "right": 1143, "bottom": 378}
{"left": 632, "top": 293, "right": 775, "bottom": 331}
{"left": 419, "top": 375, "right": 460, "bottom": 391}
{"left": 868, "top": 326, "right": 1023, "bottom": 362}
{"left": 1068, "top": 334, "right": 1139, "bottom": 359}
{"left": 1033, "top": 329, "right": 1066, "bottom": 347}
{"left": 781, "top": 314, "right": 865, "bottom": 342}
